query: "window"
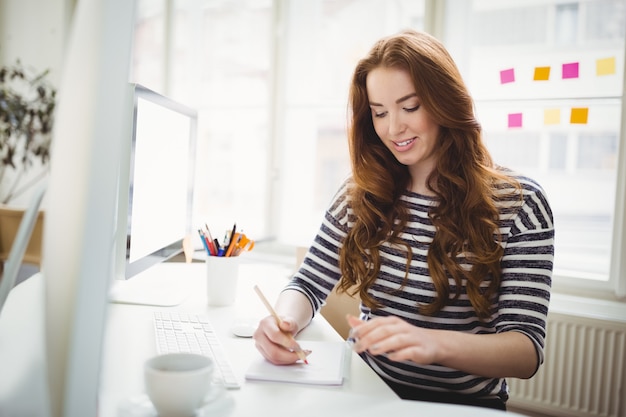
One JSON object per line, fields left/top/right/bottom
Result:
{"left": 131, "top": 0, "right": 425, "bottom": 247}
{"left": 277, "top": 0, "right": 426, "bottom": 245}
{"left": 444, "top": 0, "right": 626, "bottom": 297}
{"left": 132, "top": 0, "right": 273, "bottom": 241}
{"left": 131, "top": 0, "right": 626, "bottom": 299}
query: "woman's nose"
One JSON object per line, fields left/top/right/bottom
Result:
{"left": 388, "top": 112, "right": 406, "bottom": 136}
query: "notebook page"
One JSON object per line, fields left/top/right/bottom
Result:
{"left": 244, "top": 341, "right": 347, "bottom": 386}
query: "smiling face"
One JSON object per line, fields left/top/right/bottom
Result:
{"left": 366, "top": 67, "right": 440, "bottom": 189}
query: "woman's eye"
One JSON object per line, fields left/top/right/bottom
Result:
{"left": 404, "top": 105, "right": 420, "bottom": 112}
{"left": 373, "top": 111, "right": 387, "bottom": 118}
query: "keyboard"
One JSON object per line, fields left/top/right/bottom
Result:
{"left": 152, "top": 310, "right": 241, "bottom": 389}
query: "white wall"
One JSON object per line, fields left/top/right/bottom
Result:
{"left": 0, "top": 0, "right": 73, "bottom": 85}
{"left": 0, "top": 0, "right": 74, "bottom": 206}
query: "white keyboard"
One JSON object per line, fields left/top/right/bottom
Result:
{"left": 152, "top": 310, "right": 241, "bottom": 389}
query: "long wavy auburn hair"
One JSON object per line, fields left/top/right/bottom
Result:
{"left": 337, "top": 30, "right": 520, "bottom": 320}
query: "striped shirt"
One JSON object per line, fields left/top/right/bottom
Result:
{"left": 285, "top": 173, "right": 554, "bottom": 402}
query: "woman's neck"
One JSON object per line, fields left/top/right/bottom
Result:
{"left": 409, "top": 182, "right": 436, "bottom": 196}
{"left": 408, "top": 166, "right": 437, "bottom": 196}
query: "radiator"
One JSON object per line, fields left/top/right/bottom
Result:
{"left": 508, "top": 312, "right": 626, "bottom": 417}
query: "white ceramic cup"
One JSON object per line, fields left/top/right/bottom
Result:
{"left": 144, "top": 353, "right": 214, "bottom": 417}
{"left": 206, "top": 255, "right": 240, "bottom": 306}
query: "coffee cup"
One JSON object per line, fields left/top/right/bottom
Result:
{"left": 144, "top": 353, "right": 214, "bottom": 417}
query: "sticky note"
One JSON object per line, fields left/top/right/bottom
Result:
{"left": 533, "top": 66, "right": 551, "bottom": 81}
{"left": 570, "top": 108, "right": 588, "bottom": 124}
{"left": 544, "top": 109, "right": 561, "bottom": 125}
{"left": 500, "top": 68, "right": 515, "bottom": 84}
{"left": 562, "top": 62, "right": 579, "bottom": 79}
{"left": 596, "top": 57, "right": 616, "bottom": 76}
{"left": 508, "top": 113, "right": 523, "bottom": 128}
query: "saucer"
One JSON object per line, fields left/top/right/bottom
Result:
{"left": 117, "top": 384, "right": 235, "bottom": 417}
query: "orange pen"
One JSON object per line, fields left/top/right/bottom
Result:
{"left": 224, "top": 232, "right": 240, "bottom": 257}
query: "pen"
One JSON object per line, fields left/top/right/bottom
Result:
{"left": 226, "top": 223, "right": 237, "bottom": 247}
{"left": 198, "top": 229, "right": 211, "bottom": 256}
{"left": 204, "top": 224, "right": 217, "bottom": 255}
{"left": 224, "top": 231, "right": 240, "bottom": 257}
{"left": 253, "top": 285, "right": 309, "bottom": 364}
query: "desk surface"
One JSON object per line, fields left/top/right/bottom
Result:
{"left": 0, "top": 260, "right": 520, "bottom": 417}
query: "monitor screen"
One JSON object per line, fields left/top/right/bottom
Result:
{"left": 124, "top": 84, "right": 197, "bottom": 278}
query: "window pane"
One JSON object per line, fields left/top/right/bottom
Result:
{"left": 279, "top": 0, "right": 426, "bottom": 245}
{"left": 555, "top": 3, "right": 579, "bottom": 46}
{"left": 483, "top": 130, "right": 542, "bottom": 170}
{"left": 133, "top": 0, "right": 273, "bottom": 239}
{"left": 471, "top": 4, "right": 547, "bottom": 46}
{"left": 455, "top": 0, "right": 626, "bottom": 282}
{"left": 132, "top": 0, "right": 167, "bottom": 89}
{"left": 577, "top": 133, "right": 618, "bottom": 170}
{"left": 584, "top": 0, "right": 626, "bottom": 42}
{"left": 131, "top": 0, "right": 425, "bottom": 246}
{"left": 548, "top": 133, "right": 568, "bottom": 171}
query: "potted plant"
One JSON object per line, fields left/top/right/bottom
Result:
{"left": 0, "top": 59, "right": 56, "bottom": 205}
{"left": 0, "top": 60, "right": 55, "bottom": 272}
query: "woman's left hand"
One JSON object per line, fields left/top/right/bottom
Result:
{"left": 346, "top": 315, "right": 440, "bottom": 365}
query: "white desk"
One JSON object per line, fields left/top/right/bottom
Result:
{"left": 99, "top": 261, "right": 402, "bottom": 417}
{"left": 0, "top": 261, "right": 520, "bottom": 417}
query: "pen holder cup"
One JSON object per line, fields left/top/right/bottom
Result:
{"left": 206, "top": 255, "right": 240, "bottom": 306}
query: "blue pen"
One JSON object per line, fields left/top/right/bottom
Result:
{"left": 198, "top": 229, "right": 211, "bottom": 256}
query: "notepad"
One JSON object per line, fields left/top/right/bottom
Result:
{"left": 244, "top": 341, "right": 347, "bottom": 386}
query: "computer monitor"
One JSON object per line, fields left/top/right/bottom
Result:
{"left": 124, "top": 83, "right": 197, "bottom": 277}
{"left": 41, "top": 1, "right": 137, "bottom": 416}
{"left": 108, "top": 84, "right": 198, "bottom": 306}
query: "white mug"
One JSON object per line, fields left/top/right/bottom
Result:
{"left": 144, "top": 353, "right": 214, "bottom": 417}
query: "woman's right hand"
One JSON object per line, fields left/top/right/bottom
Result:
{"left": 252, "top": 315, "right": 310, "bottom": 365}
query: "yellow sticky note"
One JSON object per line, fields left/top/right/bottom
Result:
{"left": 596, "top": 57, "right": 616, "bottom": 76}
{"left": 544, "top": 109, "right": 560, "bottom": 125}
{"left": 570, "top": 108, "right": 589, "bottom": 124}
{"left": 533, "top": 66, "right": 551, "bottom": 81}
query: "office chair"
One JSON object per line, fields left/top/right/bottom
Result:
{"left": 0, "top": 182, "right": 47, "bottom": 313}
{"left": 296, "top": 247, "right": 360, "bottom": 340}
{"left": 0, "top": 206, "right": 45, "bottom": 270}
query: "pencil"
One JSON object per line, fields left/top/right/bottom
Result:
{"left": 253, "top": 285, "right": 308, "bottom": 364}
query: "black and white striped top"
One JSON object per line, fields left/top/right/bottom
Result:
{"left": 285, "top": 173, "right": 554, "bottom": 402}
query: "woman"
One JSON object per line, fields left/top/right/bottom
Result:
{"left": 253, "top": 29, "right": 554, "bottom": 411}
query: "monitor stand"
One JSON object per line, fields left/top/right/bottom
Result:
{"left": 108, "top": 263, "right": 194, "bottom": 306}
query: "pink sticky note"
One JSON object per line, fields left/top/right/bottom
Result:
{"left": 500, "top": 68, "right": 515, "bottom": 84}
{"left": 508, "top": 113, "right": 522, "bottom": 128}
{"left": 562, "top": 62, "right": 579, "bottom": 79}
